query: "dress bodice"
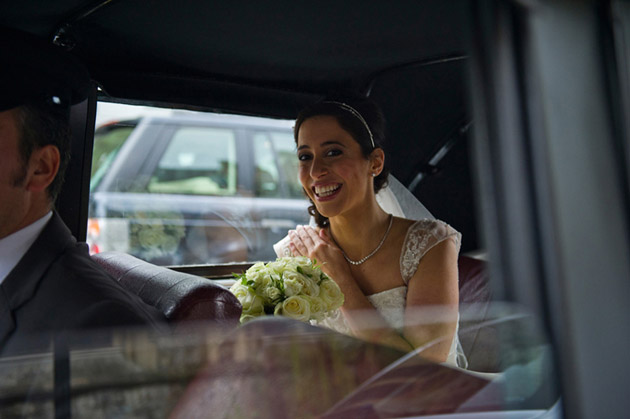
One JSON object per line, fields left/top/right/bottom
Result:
{"left": 315, "top": 219, "right": 468, "bottom": 368}
{"left": 366, "top": 286, "right": 408, "bottom": 328}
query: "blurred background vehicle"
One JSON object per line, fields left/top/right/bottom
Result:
{"left": 88, "top": 111, "right": 310, "bottom": 264}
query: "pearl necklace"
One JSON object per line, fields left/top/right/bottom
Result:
{"left": 334, "top": 214, "right": 393, "bottom": 265}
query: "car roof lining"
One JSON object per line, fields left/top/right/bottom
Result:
{"left": 0, "top": 0, "right": 469, "bottom": 117}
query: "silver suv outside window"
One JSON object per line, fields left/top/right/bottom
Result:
{"left": 87, "top": 102, "right": 310, "bottom": 265}
{"left": 148, "top": 127, "right": 238, "bottom": 196}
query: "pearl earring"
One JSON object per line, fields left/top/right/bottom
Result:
{"left": 372, "top": 173, "right": 377, "bottom": 177}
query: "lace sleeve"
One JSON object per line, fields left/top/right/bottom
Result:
{"left": 399, "top": 219, "right": 462, "bottom": 284}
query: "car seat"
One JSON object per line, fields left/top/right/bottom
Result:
{"left": 92, "top": 251, "right": 242, "bottom": 331}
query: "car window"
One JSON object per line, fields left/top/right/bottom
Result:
{"left": 253, "top": 132, "right": 281, "bottom": 197}
{"left": 90, "top": 122, "right": 136, "bottom": 191}
{"left": 147, "top": 126, "right": 238, "bottom": 196}
{"left": 269, "top": 131, "right": 304, "bottom": 199}
{"left": 252, "top": 130, "right": 303, "bottom": 198}
{"left": 87, "top": 102, "right": 311, "bottom": 265}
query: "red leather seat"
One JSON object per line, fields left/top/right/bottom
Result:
{"left": 457, "top": 255, "right": 501, "bottom": 372}
{"left": 92, "top": 251, "right": 242, "bottom": 330}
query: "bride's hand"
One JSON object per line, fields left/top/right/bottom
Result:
{"left": 288, "top": 225, "right": 348, "bottom": 277}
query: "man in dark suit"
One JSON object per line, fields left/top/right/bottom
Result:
{"left": 0, "top": 28, "right": 166, "bottom": 355}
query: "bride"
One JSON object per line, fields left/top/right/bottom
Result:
{"left": 283, "top": 97, "right": 467, "bottom": 367}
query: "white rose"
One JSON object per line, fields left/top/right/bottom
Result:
{"left": 300, "top": 276, "right": 320, "bottom": 297}
{"left": 276, "top": 256, "right": 309, "bottom": 272}
{"left": 298, "top": 262, "right": 318, "bottom": 280}
{"left": 261, "top": 284, "right": 282, "bottom": 304}
{"left": 249, "top": 261, "right": 267, "bottom": 272}
{"left": 230, "top": 283, "right": 265, "bottom": 316}
{"left": 229, "top": 283, "right": 249, "bottom": 299}
{"left": 306, "top": 296, "right": 327, "bottom": 321}
{"left": 319, "top": 279, "right": 344, "bottom": 311}
{"left": 276, "top": 295, "right": 311, "bottom": 322}
{"left": 246, "top": 264, "right": 272, "bottom": 288}
{"left": 267, "top": 258, "right": 291, "bottom": 274}
{"left": 293, "top": 256, "right": 311, "bottom": 266}
{"left": 242, "top": 293, "right": 265, "bottom": 316}
{"left": 283, "top": 271, "right": 319, "bottom": 297}
{"left": 282, "top": 271, "right": 304, "bottom": 296}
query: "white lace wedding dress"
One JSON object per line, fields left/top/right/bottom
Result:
{"left": 315, "top": 219, "right": 468, "bottom": 368}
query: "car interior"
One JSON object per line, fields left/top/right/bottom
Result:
{"left": 2, "top": 1, "right": 630, "bottom": 418}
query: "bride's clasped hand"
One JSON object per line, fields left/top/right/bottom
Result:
{"left": 288, "top": 225, "right": 350, "bottom": 280}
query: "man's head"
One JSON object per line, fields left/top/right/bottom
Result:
{"left": 0, "top": 27, "right": 90, "bottom": 238}
{"left": 12, "top": 103, "right": 72, "bottom": 203}
{"left": 0, "top": 108, "right": 62, "bottom": 238}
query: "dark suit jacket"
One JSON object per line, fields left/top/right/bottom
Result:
{"left": 0, "top": 213, "right": 166, "bottom": 354}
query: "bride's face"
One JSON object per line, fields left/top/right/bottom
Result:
{"left": 296, "top": 115, "right": 377, "bottom": 218}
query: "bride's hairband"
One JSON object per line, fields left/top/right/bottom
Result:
{"left": 323, "top": 101, "right": 375, "bottom": 149}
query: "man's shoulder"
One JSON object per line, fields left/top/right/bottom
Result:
{"left": 9, "top": 235, "right": 167, "bottom": 335}
{"left": 24, "top": 212, "right": 157, "bottom": 319}
{"left": 48, "top": 244, "right": 167, "bottom": 328}
{"left": 1, "top": 213, "right": 167, "bottom": 353}
{"left": 1, "top": 238, "right": 167, "bottom": 356}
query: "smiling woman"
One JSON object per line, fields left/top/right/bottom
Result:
{"left": 287, "top": 97, "right": 467, "bottom": 367}
{"left": 295, "top": 99, "right": 389, "bottom": 226}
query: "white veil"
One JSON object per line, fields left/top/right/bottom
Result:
{"left": 376, "top": 175, "right": 433, "bottom": 220}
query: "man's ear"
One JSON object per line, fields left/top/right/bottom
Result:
{"left": 26, "top": 145, "right": 60, "bottom": 193}
{"left": 369, "top": 148, "right": 385, "bottom": 176}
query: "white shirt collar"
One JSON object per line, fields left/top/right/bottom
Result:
{"left": 0, "top": 211, "right": 53, "bottom": 285}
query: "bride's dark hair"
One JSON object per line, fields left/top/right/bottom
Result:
{"left": 294, "top": 95, "right": 390, "bottom": 228}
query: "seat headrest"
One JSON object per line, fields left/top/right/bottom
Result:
{"left": 92, "top": 251, "right": 242, "bottom": 329}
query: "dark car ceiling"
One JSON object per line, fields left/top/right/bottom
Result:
{"left": 0, "top": 0, "right": 469, "bottom": 114}
{"left": 0, "top": 0, "right": 479, "bottom": 251}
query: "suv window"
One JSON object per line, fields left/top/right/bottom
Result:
{"left": 253, "top": 132, "right": 281, "bottom": 197}
{"left": 147, "top": 126, "right": 238, "bottom": 196}
{"left": 90, "top": 121, "right": 137, "bottom": 191}
{"left": 270, "top": 131, "right": 304, "bottom": 199}
{"left": 253, "top": 130, "right": 302, "bottom": 198}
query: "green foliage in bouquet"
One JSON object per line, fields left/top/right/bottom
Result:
{"left": 230, "top": 257, "right": 344, "bottom": 323}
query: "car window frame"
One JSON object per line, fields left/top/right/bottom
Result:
{"left": 250, "top": 128, "right": 297, "bottom": 199}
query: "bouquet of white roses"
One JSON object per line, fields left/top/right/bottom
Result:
{"left": 229, "top": 256, "right": 344, "bottom": 324}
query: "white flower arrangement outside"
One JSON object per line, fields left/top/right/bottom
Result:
{"left": 230, "top": 256, "right": 344, "bottom": 323}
